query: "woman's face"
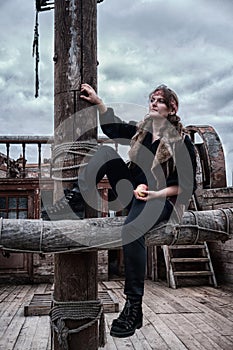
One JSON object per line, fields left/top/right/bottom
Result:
{"left": 149, "top": 90, "right": 173, "bottom": 119}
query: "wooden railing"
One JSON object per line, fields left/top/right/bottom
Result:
{"left": 0, "top": 136, "right": 53, "bottom": 178}
{"left": 0, "top": 136, "right": 118, "bottom": 179}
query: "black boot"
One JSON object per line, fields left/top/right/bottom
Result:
{"left": 41, "top": 186, "right": 85, "bottom": 221}
{"left": 110, "top": 299, "right": 143, "bottom": 338}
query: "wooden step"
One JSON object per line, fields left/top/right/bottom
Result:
{"left": 169, "top": 245, "right": 205, "bottom": 249}
{"left": 174, "top": 271, "right": 213, "bottom": 277}
{"left": 162, "top": 241, "right": 217, "bottom": 288}
{"left": 24, "top": 290, "right": 119, "bottom": 316}
{"left": 24, "top": 293, "right": 51, "bottom": 316}
{"left": 98, "top": 290, "right": 119, "bottom": 313}
{"left": 171, "top": 258, "right": 209, "bottom": 263}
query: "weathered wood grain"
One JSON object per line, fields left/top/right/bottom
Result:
{"left": 0, "top": 208, "right": 232, "bottom": 253}
{"left": 1, "top": 282, "right": 233, "bottom": 350}
{"left": 53, "top": 0, "right": 99, "bottom": 349}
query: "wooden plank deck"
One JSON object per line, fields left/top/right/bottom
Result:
{"left": 0, "top": 280, "right": 233, "bottom": 349}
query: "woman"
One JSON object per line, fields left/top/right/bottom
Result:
{"left": 43, "top": 83, "right": 196, "bottom": 338}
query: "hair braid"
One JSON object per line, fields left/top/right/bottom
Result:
{"left": 167, "top": 114, "right": 184, "bottom": 135}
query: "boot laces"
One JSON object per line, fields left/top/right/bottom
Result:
{"left": 120, "top": 300, "right": 141, "bottom": 329}
{"left": 123, "top": 300, "right": 140, "bottom": 321}
{"left": 123, "top": 300, "right": 131, "bottom": 317}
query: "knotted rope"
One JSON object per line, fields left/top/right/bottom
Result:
{"left": 32, "top": 11, "right": 40, "bottom": 98}
{"left": 166, "top": 210, "right": 231, "bottom": 245}
{"left": 51, "top": 141, "right": 98, "bottom": 181}
{"left": 50, "top": 298, "right": 106, "bottom": 350}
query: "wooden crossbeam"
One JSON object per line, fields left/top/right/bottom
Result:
{"left": 0, "top": 208, "right": 232, "bottom": 254}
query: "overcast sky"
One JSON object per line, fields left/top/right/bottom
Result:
{"left": 0, "top": 0, "right": 232, "bottom": 184}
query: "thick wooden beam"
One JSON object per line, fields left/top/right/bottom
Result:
{"left": 0, "top": 209, "right": 232, "bottom": 253}
{"left": 53, "top": 1, "right": 98, "bottom": 349}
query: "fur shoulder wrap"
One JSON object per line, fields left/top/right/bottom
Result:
{"left": 128, "top": 116, "right": 185, "bottom": 191}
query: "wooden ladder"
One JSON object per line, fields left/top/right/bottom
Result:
{"left": 162, "top": 242, "right": 217, "bottom": 289}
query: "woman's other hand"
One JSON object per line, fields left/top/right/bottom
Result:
{"left": 134, "top": 184, "right": 181, "bottom": 201}
{"left": 134, "top": 184, "right": 149, "bottom": 201}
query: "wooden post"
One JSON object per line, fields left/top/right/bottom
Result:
{"left": 53, "top": 1, "right": 98, "bottom": 349}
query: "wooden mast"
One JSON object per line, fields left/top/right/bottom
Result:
{"left": 53, "top": 1, "right": 98, "bottom": 349}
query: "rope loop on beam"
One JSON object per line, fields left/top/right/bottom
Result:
{"left": 51, "top": 141, "right": 98, "bottom": 181}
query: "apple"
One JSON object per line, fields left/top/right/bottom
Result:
{"left": 136, "top": 184, "right": 148, "bottom": 197}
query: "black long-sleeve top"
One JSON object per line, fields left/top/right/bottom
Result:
{"left": 99, "top": 108, "right": 197, "bottom": 202}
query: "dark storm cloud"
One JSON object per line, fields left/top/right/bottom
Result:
{"left": 98, "top": 0, "right": 233, "bottom": 107}
{"left": 0, "top": 0, "right": 232, "bottom": 182}
{"left": 0, "top": 0, "right": 54, "bottom": 137}
{"left": 97, "top": 0, "right": 233, "bottom": 185}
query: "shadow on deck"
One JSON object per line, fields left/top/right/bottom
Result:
{"left": 0, "top": 280, "right": 233, "bottom": 349}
